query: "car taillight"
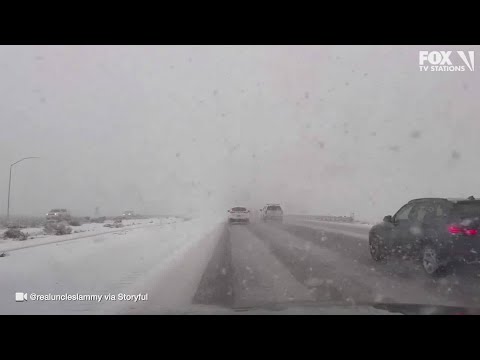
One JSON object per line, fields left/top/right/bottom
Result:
{"left": 448, "top": 225, "right": 463, "bottom": 234}
{"left": 448, "top": 225, "right": 478, "bottom": 236}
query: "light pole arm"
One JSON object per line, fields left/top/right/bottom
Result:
{"left": 7, "top": 166, "right": 12, "bottom": 221}
{"left": 10, "top": 157, "right": 40, "bottom": 167}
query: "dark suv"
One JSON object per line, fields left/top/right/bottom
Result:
{"left": 369, "top": 197, "right": 480, "bottom": 276}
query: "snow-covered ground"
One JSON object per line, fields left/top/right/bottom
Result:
{"left": 0, "top": 218, "right": 172, "bottom": 253}
{"left": 0, "top": 215, "right": 224, "bottom": 314}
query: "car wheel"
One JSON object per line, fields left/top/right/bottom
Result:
{"left": 422, "top": 245, "right": 446, "bottom": 277}
{"left": 369, "top": 233, "right": 387, "bottom": 262}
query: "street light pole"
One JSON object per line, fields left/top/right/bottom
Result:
{"left": 7, "top": 165, "right": 12, "bottom": 223}
{"left": 6, "top": 157, "right": 40, "bottom": 222}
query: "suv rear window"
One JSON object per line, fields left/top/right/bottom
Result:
{"left": 452, "top": 202, "right": 480, "bottom": 218}
{"left": 267, "top": 206, "right": 282, "bottom": 211}
{"left": 232, "top": 207, "right": 247, "bottom": 212}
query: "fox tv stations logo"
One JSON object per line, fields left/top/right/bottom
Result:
{"left": 419, "top": 51, "right": 474, "bottom": 72}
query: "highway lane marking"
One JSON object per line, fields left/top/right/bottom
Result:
{"left": 228, "top": 225, "right": 315, "bottom": 307}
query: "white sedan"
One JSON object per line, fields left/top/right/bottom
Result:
{"left": 228, "top": 207, "right": 250, "bottom": 224}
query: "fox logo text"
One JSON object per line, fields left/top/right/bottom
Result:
{"left": 419, "top": 51, "right": 474, "bottom": 72}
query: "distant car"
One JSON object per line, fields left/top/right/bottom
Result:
{"left": 46, "top": 209, "right": 71, "bottom": 222}
{"left": 228, "top": 207, "right": 250, "bottom": 224}
{"left": 123, "top": 210, "right": 134, "bottom": 217}
{"left": 369, "top": 196, "right": 480, "bottom": 276}
{"left": 261, "top": 204, "right": 283, "bottom": 222}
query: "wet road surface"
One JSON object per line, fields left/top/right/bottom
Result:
{"left": 193, "top": 217, "right": 480, "bottom": 311}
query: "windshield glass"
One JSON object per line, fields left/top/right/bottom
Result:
{"left": 1, "top": 45, "right": 480, "bottom": 315}
{"left": 267, "top": 206, "right": 282, "bottom": 211}
{"left": 452, "top": 203, "right": 480, "bottom": 218}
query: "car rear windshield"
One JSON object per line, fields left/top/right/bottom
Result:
{"left": 452, "top": 202, "right": 480, "bottom": 218}
{"left": 232, "top": 207, "right": 247, "bottom": 212}
{"left": 267, "top": 206, "right": 282, "bottom": 211}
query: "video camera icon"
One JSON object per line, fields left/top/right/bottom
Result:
{"left": 15, "top": 292, "right": 28, "bottom": 302}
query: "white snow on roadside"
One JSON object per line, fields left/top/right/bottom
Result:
{"left": 0, "top": 218, "right": 176, "bottom": 253}
{"left": 110, "top": 217, "right": 225, "bottom": 315}
{"left": 0, "top": 215, "right": 224, "bottom": 314}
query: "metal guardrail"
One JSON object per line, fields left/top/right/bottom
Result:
{"left": 313, "top": 215, "right": 354, "bottom": 223}
{"left": 290, "top": 214, "right": 354, "bottom": 223}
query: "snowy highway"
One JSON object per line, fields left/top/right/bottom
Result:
{"left": 3, "top": 215, "right": 480, "bottom": 314}
{"left": 3, "top": 45, "right": 480, "bottom": 314}
{"left": 191, "top": 216, "right": 480, "bottom": 313}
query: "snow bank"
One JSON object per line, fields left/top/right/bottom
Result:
{"left": 104, "top": 216, "right": 225, "bottom": 314}
{"left": 0, "top": 217, "right": 176, "bottom": 253}
{"left": 0, "top": 215, "right": 224, "bottom": 314}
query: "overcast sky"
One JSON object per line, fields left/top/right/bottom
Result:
{"left": 0, "top": 45, "right": 479, "bottom": 220}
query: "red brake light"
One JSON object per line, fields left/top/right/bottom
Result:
{"left": 448, "top": 225, "right": 463, "bottom": 234}
{"left": 448, "top": 225, "right": 478, "bottom": 236}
